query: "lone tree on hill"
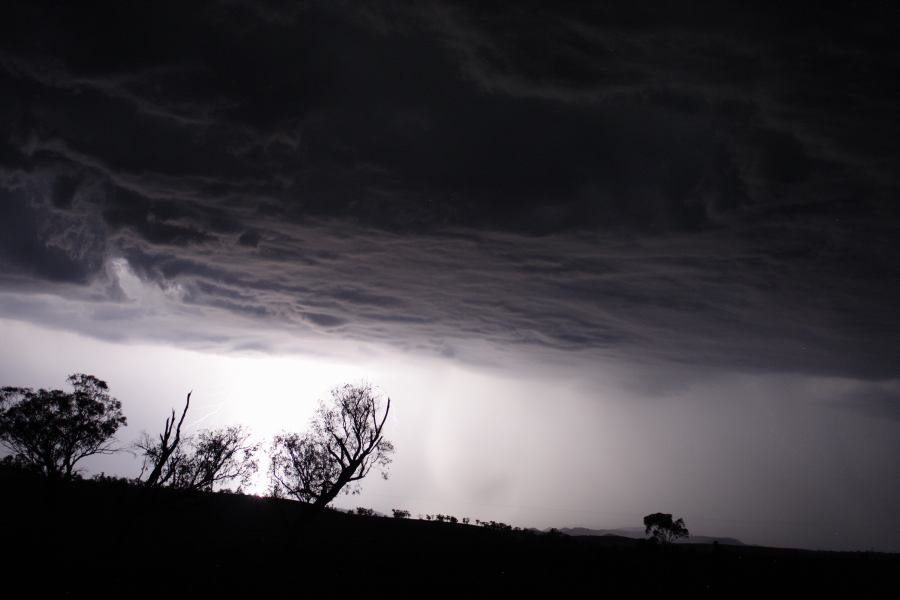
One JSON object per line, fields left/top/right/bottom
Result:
{"left": 644, "top": 512, "right": 690, "bottom": 544}
{"left": 269, "top": 382, "right": 394, "bottom": 508}
{"left": 0, "top": 374, "right": 127, "bottom": 479}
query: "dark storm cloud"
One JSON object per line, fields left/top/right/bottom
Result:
{"left": 1, "top": 1, "right": 899, "bottom": 379}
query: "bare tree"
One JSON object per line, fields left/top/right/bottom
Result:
{"left": 137, "top": 393, "right": 259, "bottom": 492}
{"left": 137, "top": 392, "right": 190, "bottom": 487}
{"left": 0, "top": 374, "right": 127, "bottom": 479}
{"left": 270, "top": 382, "right": 394, "bottom": 508}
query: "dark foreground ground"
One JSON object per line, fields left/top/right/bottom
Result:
{"left": 1, "top": 469, "right": 897, "bottom": 596}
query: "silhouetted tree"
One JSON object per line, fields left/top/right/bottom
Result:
{"left": 169, "top": 426, "right": 259, "bottom": 492}
{"left": 137, "top": 392, "right": 190, "bottom": 487}
{"left": 643, "top": 512, "right": 689, "bottom": 544}
{"left": 0, "top": 374, "right": 126, "bottom": 479}
{"left": 392, "top": 509, "right": 410, "bottom": 519}
{"left": 269, "top": 382, "right": 394, "bottom": 508}
{"left": 138, "top": 394, "right": 259, "bottom": 492}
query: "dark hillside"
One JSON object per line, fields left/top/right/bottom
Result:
{"left": 1, "top": 468, "right": 896, "bottom": 595}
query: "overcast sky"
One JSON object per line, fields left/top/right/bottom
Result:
{"left": 1, "top": 1, "right": 899, "bottom": 552}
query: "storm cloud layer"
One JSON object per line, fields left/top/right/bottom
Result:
{"left": 2, "top": 1, "right": 899, "bottom": 380}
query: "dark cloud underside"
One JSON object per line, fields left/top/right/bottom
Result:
{"left": 1, "top": 1, "right": 899, "bottom": 379}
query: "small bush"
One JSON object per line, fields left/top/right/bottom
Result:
{"left": 480, "top": 520, "right": 513, "bottom": 531}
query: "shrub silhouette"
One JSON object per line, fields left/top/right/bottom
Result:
{"left": 0, "top": 374, "right": 126, "bottom": 479}
{"left": 269, "top": 382, "right": 393, "bottom": 508}
{"left": 392, "top": 509, "right": 411, "bottom": 519}
{"left": 643, "top": 512, "right": 689, "bottom": 544}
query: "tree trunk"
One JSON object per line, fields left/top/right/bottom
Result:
{"left": 312, "top": 464, "right": 358, "bottom": 508}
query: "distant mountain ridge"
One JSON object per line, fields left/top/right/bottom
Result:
{"left": 557, "top": 527, "right": 743, "bottom": 546}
